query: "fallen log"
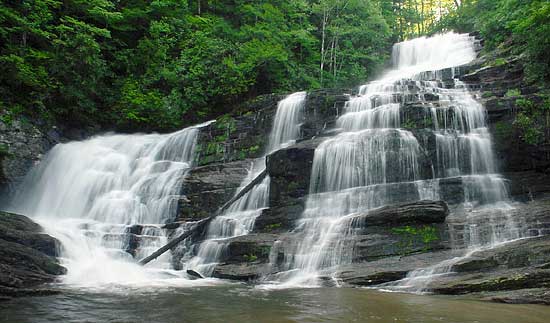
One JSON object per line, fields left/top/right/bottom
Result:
{"left": 138, "top": 168, "right": 268, "bottom": 267}
{"left": 186, "top": 269, "right": 204, "bottom": 279}
{"left": 138, "top": 217, "right": 211, "bottom": 266}
{"left": 217, "top": 168, "right": 267, "bottom": 214}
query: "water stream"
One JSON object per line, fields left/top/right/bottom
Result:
{"left": 262, "top": 32, "right": 521, "bottom": 289}
{"left": 0, "top": 33, "right": 530, "bottom": 313}
{"left": 5, "top": 123, "right": 214, "bottom": 287}
{"left": 183, "top": 91, "right": 307, "bottom": 277}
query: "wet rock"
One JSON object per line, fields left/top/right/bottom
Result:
{"left": 0, "top": 211, "right": 59, "bottom": 257}
{"left": 178, "top": 160, "right": 251, "bottom": 220}
{"left": 186, "top": 269, "right": 203, "bottom": 279}
{"left": 212, "top": 263, "right": 270, "bottom": 281}
{"left": 301, "top": 88, "right": 350, "bottom": 138}
{"left": 0, "top": 211, "right": 66, "bottom": 299}
{"left": 461, "top": 53, "right": 550, "bottom": 185}
{"left": 336, "top": 249, "right": 460, "bottom": 286}
{"left": 480, "top": 288, "right": 550, "bottom": 305}
{"left": 0, "top": 119, "right": 55, "bottom": 199}
{"left": 223, "top": 233, "right": 279, "bottom": 263}
{"left": 353, "top": 200, "right": 449, "bottom": 227}
{"left": 211, "top": 234, "right": 279, "bottom": 280}
{"left": 431, "top": 269, "right": 550, "bottom": 295}
{"left": 451, "top": 235, "right": 550, "bottom": 273}
{"left": 258, "top": 138, "right": 323, "bottom": 232}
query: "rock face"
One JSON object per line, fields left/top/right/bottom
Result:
{"left": 460, "top": 52, "right": 550, "bottom": 199}
{"left": 2, "top": 34, "right": 550, "bottom": 308}
{"left": 211, "top": 200, "right": 450, "bottom": 280}
{"left": 0, "top": 211, "right": 66, "bottom": 299}
{"left": 194, "top": 90, "right": 348, "bottom": 168}
{"left": 178, "top": 160, "right": 251, "bottom": 221}
{"left": 0, "top": 120, "right": 56, "bottom": 201}
{"left": 171, "top": 47, "right": 550, "bottom": 306}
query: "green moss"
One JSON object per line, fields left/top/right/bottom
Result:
{"left": 505, "top": 88, "right": 521, "bottom": 97}
{"left": 401, "top": 119, "right": 417, "bottom": 130}
{"left": 392, "top": 225, "right": 439, "bottom": 255}
{"left": 423, "top": 116, "right": 433, "bottom": 128}
{"left": 513, "top": 98, "right": 546, "bottom": 145}
{"left": 216, "top": 115, "right": 237, "bottom": 133}
{"left": 494, "top": 121, "right": 513, "bottom": 141}
{"left": 481, "top": 91, "right": 494, "bottom": 98}
{"left": 264, "top": 223, "right": 282, "bottom": 231}
{"left": 492, "top": 58, "right": 507, "bottom": 67}
{"left": 243, "top": 254, "right": 258, "bottom": 262}
{"left": 0, "top": 144, "right": 10, "bottom": 157}
{"left": 286, "top": 181, "right": 300, "bottom": 192}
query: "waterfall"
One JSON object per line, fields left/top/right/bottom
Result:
{"left": 184, "top": 92, "right": 306, "bottom": 277}
{"left": 5, "top": 124, "right": 213, "bottom": 286}
{"left": 265, "top": 32, "right": 520, "bottom": 288}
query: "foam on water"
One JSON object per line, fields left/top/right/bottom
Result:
{"left": 5, "top": 123, "right": 227, "bottom": 288}
{"left": 183, "top": 92, "right": 306, "bottom": 277}
{"left": 260, "top": 32, "right": 520, "bottom": 289}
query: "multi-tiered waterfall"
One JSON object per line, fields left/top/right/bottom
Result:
{"left": 2, "top": 32, "right": 522, "bottom": 293}
{"left": 184, "top": 92, "right": 307, "bottom": 277}
{"left": 6, "top": 125, "right": 211, "bottom": 286}
{"left": 264, "top": 32, "right": 520, "bottom": 288}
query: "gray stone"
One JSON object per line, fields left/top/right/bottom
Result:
{"left": 0, "top": 211, "right": 66, "bottom": 299}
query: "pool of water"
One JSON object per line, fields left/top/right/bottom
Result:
{"left": 1, "top": 284, "right": 549, "bottom": 323}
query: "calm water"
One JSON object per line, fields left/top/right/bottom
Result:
{"left": 2, "top": 285, "right": 550, "bottom": 323}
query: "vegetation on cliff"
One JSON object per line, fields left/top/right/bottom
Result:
{"left": 1, "top": 1, "right": 548, "bottom": 133}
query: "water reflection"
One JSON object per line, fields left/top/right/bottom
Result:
{"left": 1, "top": 286, "right": 549, "bottom": 323}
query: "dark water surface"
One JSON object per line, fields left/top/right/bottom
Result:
{"left": 1, "top": 285, "right": 549, "bottom": 323}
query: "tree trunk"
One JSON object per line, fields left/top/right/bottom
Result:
{"left": 138, "top": 169, "right": 268, "bottom": 266}
{"left": 138, "top": 217, "right": 212, "bottom": 266}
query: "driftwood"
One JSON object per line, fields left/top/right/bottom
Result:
{"left": 138, "top": 217, "right": 212, "bottom": 265}
{"left": 216, "top": 168, "right": 267, "bottom": 215}
{"left": 138, "top": 168, "right": 268, "bottom": 267}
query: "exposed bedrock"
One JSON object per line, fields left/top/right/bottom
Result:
{"left": 211, "top": 200, "right": 450, "bottom": 281}
{"left": 461, "top": 54, "right": 550, "bottom": 199}
{"left": 177, "top": 159, "right": 252, "bottom": 221}
{"left": 0, "top": 211, "right": 66, "bottom": 300}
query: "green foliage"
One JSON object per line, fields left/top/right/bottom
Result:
{"left": 392, "top": 225, "right": 439, "bottom": 255}
{"left": 0, "top": 0, "right": 394, "bottom": 132}
{"left": 514, "top": 112, "right": 543, "bottom": 145}
{"left": 0, "top": 144, "right": 10, "bottom": 157}
{"left": 506, "top": 88, "right": 521, "bottom": 97}
{"left": 264, "top": 223, "right": 282, "bottom": 231}
{"left": 513, "top": 97, "right": 547, "bottom": 145}
{"left": 434, "top": 0, "right": 550, "bottom": 85}
{"left": 492, "top": 58, "right": 508, "bottom": 67}
{"left": 494, "top": 120, "right": 513, "bottom": 141}
{"left": 401, "top": 119, "right": 417, "bottom": 129}
{"left": 242, "top": 254, "right": 258, "bottom": 262}
{"left": 481, "top": 91, "right": 494, "bottom": 98}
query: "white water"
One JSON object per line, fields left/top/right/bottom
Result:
{"left": 263, "top": 32, "right": 520, "bottom": 289}
{"left": 5, "top": 123, "right": 227, "bottom": 288}
{"left": 184, "top": 92, "right": 306, "bottom": 276}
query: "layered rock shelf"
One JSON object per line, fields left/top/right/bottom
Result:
{"left": 0, "top": 211, "right": 65, "bottom": 300}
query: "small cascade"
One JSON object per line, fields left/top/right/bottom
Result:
{"left": 265, "top": 32, "right": 521, "bottom": 288}
{"left": 184, "top": 92, "right": 306, "bottom": 277}
{"left": 6, "top": 124, "right": 209, "bottom": 286}
{"left": 267, "top": 92, "right": 308, "bottom": 153}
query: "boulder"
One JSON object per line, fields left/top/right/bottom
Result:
{"left": 352, "top": 200, "right": 449, "bottom": 227}
{"left": 178, "top": 160, "right": 251, "bottom": 220}
{"left": 0, "top": 211, "right": 66, "bottom": 299}
{"left": 336, "top": 249, "right": 460, "bottom": 286}
{"left": 211, "top": 233, "right": 279, "bottom": 281}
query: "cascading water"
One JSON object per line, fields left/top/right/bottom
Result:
{"left": 265, "top": 32, "right": 521, "bottom": 289}
{"left": 5, "top": 124, "right": 215, "bottom": 286}
{"left": 184, "top": 92, "right": 306, "bottom": 277}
